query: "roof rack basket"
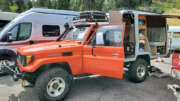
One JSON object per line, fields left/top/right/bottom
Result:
{"left": 73, "top": 11, "right": 108, "bottom": 22}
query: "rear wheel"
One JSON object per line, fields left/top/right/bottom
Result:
{"left": 128, "top": 59, "right": 148, "bottom": 83}
{"left": 35, "top": 68, "right": 73, "bottom": 101}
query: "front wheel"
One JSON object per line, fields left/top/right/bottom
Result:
{"left": 128, "top": 59, "right": 148, "bottom": 83}
{"left": 35, "top": 68, "right": 73, "bottom": 101}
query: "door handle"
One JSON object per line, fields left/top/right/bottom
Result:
{"left": 92, "top": 46, "right": 96, "bottom": 56}
{"left": 112, "top": 53, "right": 120, "bottom": 56}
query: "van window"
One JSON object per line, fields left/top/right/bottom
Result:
{"left": 9, "top": 25, "right": 19, "bottom": 41}
{"left": 173, "top": 32, "right": 180, "bottom": 38}
{"left": 18, "top": 23, "right": 32, "bottom": 40}
{"left": 42, "top": 25, "right": 60, "bottom": 37}
{"left": 8, "top": 23, "right": 31, "bottom": 41}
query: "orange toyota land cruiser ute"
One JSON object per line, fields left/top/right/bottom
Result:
{"left": 12, "top": 10, "right": 170, "bottom": 101}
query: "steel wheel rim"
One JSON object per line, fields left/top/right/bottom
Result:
{"left": 137, "top": 64, "right": 146, "bottom": 78}
{"left": 47, "top": 77, "right": 66, "bottom": 97}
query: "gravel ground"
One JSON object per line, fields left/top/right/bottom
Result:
{"left": 0, "top": 56, "right": 179, "bottom": 101}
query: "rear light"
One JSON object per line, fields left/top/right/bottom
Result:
{"left": 172, "top": 54, "right": 180, "bottom": 70}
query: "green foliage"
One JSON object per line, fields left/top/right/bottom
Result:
{"left": 176, "top": 0, "right": 180, "bottom": 9}
{"left": 14, "top": 0, "right": 26, "bottom": 12}
{"left": 10, "top": 5, "right": 18, "bottom": 12}
{"left": 102, "top": 0, "right": 116, "bottom": 11}
{"left": 56, "top": 0, "right": 70, "bottom": 10}
{"left": 27, "top": 1, "right": 33, "bottom": 9}
{"left": 70, "top": 0, "right": 83, "bottom": 11}
{"left": 0, "top": 0, "right": 179, "bottom": 13}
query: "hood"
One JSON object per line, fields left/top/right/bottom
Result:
{"left": 18, "top": 41, "right": 80, "bottom": 55}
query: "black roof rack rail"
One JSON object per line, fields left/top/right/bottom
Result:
{"left": 73, "top": 11, "right": 108, "bottom": 23}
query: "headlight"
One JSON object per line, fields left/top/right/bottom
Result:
{"left": 17, "top": 53, "right": 34, "bottom": 66}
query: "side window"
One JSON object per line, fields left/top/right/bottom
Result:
{"left": 42, "top": 25, "right": 60, "bottom": 37}
{"left": 9, "top": 25, "right": 19, "bottom": 41}
{"left": 90, "top": 25, "right": 124, "bottom": 47}
{"left": 173, "top": 32, "right": 180, "bottom": 38}
{"left": 18, "top": 23, "right": 32, "bottom": 41}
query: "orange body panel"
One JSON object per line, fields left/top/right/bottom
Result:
{"left": 18, "top": 44, "right": 84, "bottom": 75}
{"left": 17, "top": 23, "right": 126, "bottom": 79}
{"left": 83, "top": 46, "right": 124, "bottom": 78}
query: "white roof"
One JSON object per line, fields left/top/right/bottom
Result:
{"left": 24, "top": 8, "right": 80, "bottom": 16}
{"left": 168, "top": 26, "right": 180, "bottom": 32}
{"left": 0, "top": 12, "right": 18, "bottom": 21}
{"left": 115, "top": 9, "right": 159, "bottom": 15}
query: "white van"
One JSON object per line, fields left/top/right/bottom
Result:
{"left": 0, "top": 12, "right": 18, "bottom": 31}
{"left": 0, "top": 8, "right": 79, "bottom": 74}
{"left": 169, "top": 26, "right": 180, "bottom": 51}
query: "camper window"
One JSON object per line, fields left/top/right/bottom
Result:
{"left": 173, "top": 32, "right": 180, "bottom": 38}
{"left": 147, "top": 16, "right": 166, "bottom": 42}
{"left": 43, "top": 25, "right": 60, "bottom": 37}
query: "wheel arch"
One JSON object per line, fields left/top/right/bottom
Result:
{"left": 136, "top": 54, "right": 151, "bottom": 66}
{"left": 0, "top": 49, "right": 17, "bottom": 60}
{"left": 37, "top": 62, "right": 72, "bottom": 74}
{"left": 23, "top": 62, "right": 73, "bottom": 84}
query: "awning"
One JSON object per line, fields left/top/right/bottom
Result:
{"left": 140, "top": 14, "right": 180, "bottom": 19}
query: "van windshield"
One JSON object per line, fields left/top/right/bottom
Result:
{"left": 63, "top": 26, "right": 90, "bottom": 41}
{"left": 0, "top": 21, "right": 15, "bottom": 40}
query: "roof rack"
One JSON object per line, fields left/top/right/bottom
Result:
{"left": 73, "top": 11, "right": 108, "bottom": 23}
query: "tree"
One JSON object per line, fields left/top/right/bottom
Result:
{"left": 82, "top": 0, "right": 95, "bottom": 10}
{"left": 0, "top": 0, "right": 11, "bottom": 11}
{"left": 15, "top": 0, "right": 26, "bottom": 13}
{"left": 56, "top": 0, "right": 71, "bottom": 10}
{"left": 102, "top": 0, "right": 116, "bottom": 11}
{"left": 70, "top": 0, "right": 83, "bottom": 11}
{"left": 27, "top": 1, "right": 33, "bottom": 9}
{"left": 48, "top": 0, "right": 53, "bottom": 9}
{"left": 36, "top": 0, "right": 48, "bottom": 8}
{"left": 95, "top": 0, "right": 105, "bottom": 11}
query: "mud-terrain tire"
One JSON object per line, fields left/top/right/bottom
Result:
{"left": 128, "top": 59, "right": 148, "bottom": 83}
{"left": 35, "top": 68, "right": 73, "bottom": 101}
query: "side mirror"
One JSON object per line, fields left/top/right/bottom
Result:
{"left": 6, "top": 32, "right": 13, "bottom": 42}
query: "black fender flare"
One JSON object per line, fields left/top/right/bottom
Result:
{"left": 0, "top": 49, "right": 17, "bottom": 60}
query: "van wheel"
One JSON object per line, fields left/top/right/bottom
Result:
{"left": 128, "top": 59, "right": 148, "bottom": 83}
{"left": 35, "top": 68, "right": 73, "bottom": 101}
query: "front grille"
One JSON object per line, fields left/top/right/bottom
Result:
{"left": 17, "top": 53, "right": 26, "bottom": 66}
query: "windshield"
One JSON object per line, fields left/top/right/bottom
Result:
{"left": 0, "top": 21, "right": 16, "bottom": 40}
{"left": 64, "top": 26, "right": 90, "bottom": 41}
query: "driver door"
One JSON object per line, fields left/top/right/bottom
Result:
{"left": 83, "top": 23, "right": 125, "bottom": 79}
